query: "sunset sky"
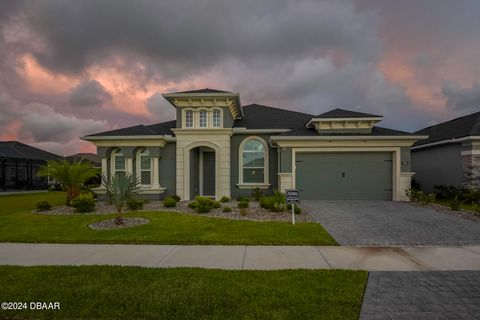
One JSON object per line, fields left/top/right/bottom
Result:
{"left": 1, "top": 0, "right": 479, "bottom": 155}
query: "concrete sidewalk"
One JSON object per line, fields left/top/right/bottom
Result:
{"left": 1, "top": 243, "right": 480, "bottom": 271}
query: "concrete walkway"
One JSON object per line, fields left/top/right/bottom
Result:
{"left": 1, "top": 243, "right": 480, "bottom": 271}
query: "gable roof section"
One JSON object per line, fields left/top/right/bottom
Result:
{"left": 414, "top": 111, "right": 480, "bottom": 146}
{"left": 0, "top": 141, "right": 60, "bottom": 160}
{"left": 234, "top": 104, "right": 313, "bottom": 130}
{"left": 166, "top": 88, "right": 232, "bottom": 94}
{"left": 86, "top": 121, "right": 176, "bottom": 137}
{"left": 276, "top": 125, "right": 414, "bottom": 137}
{"left": 315, "top": 108, "right": 382, "bottom": 118}
{"left": 65, "top": 153, "right": 101, "bottom": 166}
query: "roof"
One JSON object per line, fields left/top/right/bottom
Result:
{"left": 276, "top": 126, "right": 414, "bottom": 137}
{"left": 234, "top": 104, "right": 313, "bottom": 129}
{"left": 65, "top": 153, "right": 101, "bottom": 166}
{"left": 166, "top": 88, "right": 232, "bottom": 94}
{"left": 0, "top": 141, "right": 60, "bottom": 161}
{"left": 414, "top": 111, "right": 480, "bottom": 146}
{"left": 315, "top": 108, "right": 382, "bottom": 118}
{"left": 86, "top": 120, "right": 176, "bottom": 137}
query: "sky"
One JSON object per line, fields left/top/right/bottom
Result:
{"left": 0, "top": 0, "right": 479, "bottom": 155}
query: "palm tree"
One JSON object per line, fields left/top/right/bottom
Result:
{"left": 38, "top": 159, "right": 99, "bottom": 205}
{"left": 102, "top": 172, "right": 140, "bottom": 225}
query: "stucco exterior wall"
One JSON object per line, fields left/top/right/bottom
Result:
{"left": 411, "top": 143, "right": 463, "bottom": 192}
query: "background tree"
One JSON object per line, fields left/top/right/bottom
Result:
{"left": 38, "top": 159, "right": 99, "bottom": 205}
{"left": 102, "top": 172, "right": 140, "bottom": 224}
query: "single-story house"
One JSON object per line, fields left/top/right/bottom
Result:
{"left": 0, "top": 141, "right": 60, "bottom": 191}
{"left": 66, "top": 152, "right": 101, "bottom": 168}
{"left": 82, "top": 89, "right": 427, "bottom": 201}
{"left": 411, "top": 111, "right": 480, "bottom": 192}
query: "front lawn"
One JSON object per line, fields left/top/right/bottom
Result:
{"left": 0, "top": 192, "right": 337, "bottom": 245}
{"left": 0, "top": 266, "right": 366, "bottom": 320}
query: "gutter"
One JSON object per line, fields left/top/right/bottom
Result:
{"left": 411, "top": 135, "right": 480, "bottom": 150}
{"left": 270, "top": 135, "right": 428, "bottom": 141}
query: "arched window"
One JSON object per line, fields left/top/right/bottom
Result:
{"left": 212, "top": 109, "right": 221, "bottom": 128}
{"left": 137, "top": 148, "right": 152, "bottom": 186}
{"left": 185, "top": 110, "right": 194, "bottom": 128}
{"left": 199, "top": 110, "right": 208, "bottom": 128}
{"left": 112, "top": 149, "right": 125, "bottom": 177}
{"left": 240, "top": 137, "right": 268, "bottom": 184}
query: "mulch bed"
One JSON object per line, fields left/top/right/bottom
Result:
{"left": 409, "top": 202, "right": 480, "bottom": 221}
{"left": 35, "top": 200, "right": 314, "bottom": 222}
{"left": 88, "top": 217, "right": 150, "bottom": 230}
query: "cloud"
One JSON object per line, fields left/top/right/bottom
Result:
{"left": 69, "top": 79, "right": 112, "bottom": 107}
{"left": 442, "top": 81, "right": 480, "bottom": 113}
{"left": 145, "top": 92, "right": 175, "bottom": 121}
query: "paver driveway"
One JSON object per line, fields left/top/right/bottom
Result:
{"left": 360, "top": 271, "right": 480, "bottom": 320}
{"left": 302, "top": 201, "right": 480, "bottom": 246}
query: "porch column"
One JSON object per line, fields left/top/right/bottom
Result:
{"left": 99, "top": 158, "right": 108, "bottom": 189}
{"left": 125, "top": 158, "right": 133, "bottom": 174}
{"left": 152, "top": 157, "right": 160, "bottom": 189}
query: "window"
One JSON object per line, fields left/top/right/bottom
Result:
{"left": 241, "top": 138, "right": 266, "bottom": 183}
{"left": 199, "top": 110, "right": 208, "bottom": 128}
{"left": 185, "top": 110, "right": 194, "bottom": 128}
{"left": 138, "top": 149, "right": 152, "bottom": 185}
{"left": 112, "top": 149, "right": 125, "bottom": 177}
{"left": 212, "top": 109, "right": 221, "bottom": 128}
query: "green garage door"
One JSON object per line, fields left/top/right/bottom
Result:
{"left": 295, "top": 152, "right": 392, "bottom": 200}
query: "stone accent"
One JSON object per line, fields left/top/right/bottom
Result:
{"left": 277, "top": 173, "right": 293, "bottom": 193}
{"left": 462, "top": 154, "right": 480, "bottom": 189}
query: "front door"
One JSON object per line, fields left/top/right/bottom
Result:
{"left": 202, "top": 151, "right": 215, "bottom": 196}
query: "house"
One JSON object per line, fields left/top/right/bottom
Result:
{"left": 82, "top": 89, "right": 426, "bottom": 201}
{"left": 411, "top": 111, "right": 480, "bottom": 192}
{"left": 66, "top": 153, "right": 101, "bottom": 168}
{"left": 0, "top": 141, "right": 60, "bottom": 191}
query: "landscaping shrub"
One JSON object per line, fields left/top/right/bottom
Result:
{"left": 222, "top": 206, "right": 232, "bottom": 213}
{"left": 237, "top": 196, "right": 249, "bottom": 202}
{"left": 220, "top": 196, "right": 230, "bottom": 202}
{"left": 71, "top": 193, "right": 96, "bottom": 213}
{"left": 212, "top": 201, "right": 221, "bottom": 209}
{"left": 35, "top": 200, "right": 52, "bottom": 211}
{"left": 287, "top": 203, "right": 302, "bottom": 214}
{"left": 238, "top": 200, "right": 249, "bottom": 209}
{"left": 473, "top": 203, "right": 480, "bottom": 214}
{"left": 195, "top": 196, "right": 215, "bottom": 213}
{"left": 251, "top": 187, "right": 263, "bottom": 201}
{"left": 163, "top": 197, "right": 177, "bottom": 208}
{"left": 406, "top": 189, "right": 422, "bottom": 202}
{"left": 420, "top": 193, "right": 435, "bottom": 206}
{"left": 434, "top": 185, "right": 480, "bottom": 204}
{"left": 188, "top": 201, "right": 198, "bottom": 209}
{"left": 171, "top": 195, "right": 181, "bottom": 202}
{"left": 260, "top": 192, "right": 286, "bottom": 212}
{"left": 127, "top": 199, "right": 145, "bottom": 211}
{"left": 406, "top": 189, "right": 435, "bottom": 205}
{"left": 449, "top": 196, "right": 462, "bottom": 211}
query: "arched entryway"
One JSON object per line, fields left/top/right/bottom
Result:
{"left": 183, "top": 141, "right": 220, "bottom": 200}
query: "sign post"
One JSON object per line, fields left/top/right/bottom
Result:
{"left": 285, "top": 189, "right": 300, "bottom": 225}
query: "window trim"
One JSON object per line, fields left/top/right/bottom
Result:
{"left": 212, "top": 108, "right": 222, "bottom": 128}
{"left": 184, "top": 109, "right": 194, "bottom": 128}
{"left": 111, "top": 148, "right": 125, "bottom": 177}
{"left": 136, "top": 148, "right": 152, "bottom": 187}
{"left": 199, "top": 109, "right": 208, "bottom": 128}
{"left": 238, "top": 136, "right": 269, "bottom": 187}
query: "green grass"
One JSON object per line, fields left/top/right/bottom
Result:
{"left": 0, "top": 265, "right": 366, "bottom": 320}
{"left": 0, "top": 192, "right": 337, "bottom": 245}
{"left": 434, "top": 198, "right": 479, "bottom": 212}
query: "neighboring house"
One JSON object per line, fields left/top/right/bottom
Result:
{"left": 82, "top": 89, "right": 426, "bottom": 201}
{"left": 66, "top": 153, "right": 101, "bottom": 168}
{"left": 411, "top": 111, "right": 480, "bottom": 192}
{"left": 0, "top": 141, "right": 60, "bottom": 192}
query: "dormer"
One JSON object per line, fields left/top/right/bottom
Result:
{"left": 306, "top": 108, "right": 383, "bottom": 134}
{"left": 163, "top": 88, "right": 243, "bottom": 129}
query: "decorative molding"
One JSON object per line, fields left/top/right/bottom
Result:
{"left": 236, "top": 183, "right": 271, "bottom": 189}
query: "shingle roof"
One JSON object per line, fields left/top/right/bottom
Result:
{"left": 0, "top": 141, "right": 60, "bottom": 160}
{"left": 276, "top": 126, "right": 413, "bottom": 136}
{"left": 414, "top": 111, "right": 480, "bottom": 146}
{"left": 65, "top": 153, "right": 101, "bottom": 166}
{"left": 86, "top": 121, "right": 176, "bottom": 137}
{"left": 315, "top": 108, "right": 382, "bottom": 118}
{"left": 167, "top": 88, "right": 232, "bottom": 94}
{"left": 234, "top": 104, "right": 313, "bottom": 129}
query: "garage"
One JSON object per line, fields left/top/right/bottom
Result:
{"left": 295, "top": 152, "right": 393, "bottom": 200}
